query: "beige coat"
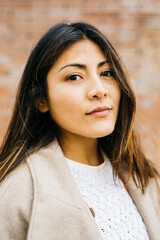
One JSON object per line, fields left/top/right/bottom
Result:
{"left": 0, "top": 139, "right": 160, "bottom": 240}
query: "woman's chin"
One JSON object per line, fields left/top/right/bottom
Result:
{"left": 84, "top": 127, "right": 115, "bottom": 139}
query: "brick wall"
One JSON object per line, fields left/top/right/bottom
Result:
{"left": 0, "top": 0, "right": 160, "bottom": 170}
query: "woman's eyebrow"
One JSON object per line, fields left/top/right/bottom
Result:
{"left": 58, "top": 60, "right": 109, "bottom": 72}
{"left": 98, "top": 60, "right": 109, "bottom": 68}
{"left": 59, "top": 63, "right": 86, "bottom": 72}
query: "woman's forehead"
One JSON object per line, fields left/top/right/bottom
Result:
{"left": 51, "top": 39, "right": 108, "bottom": 69}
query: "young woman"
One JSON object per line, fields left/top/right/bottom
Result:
{"left": 0, "top": 22, "right": 160, "bottom": 240}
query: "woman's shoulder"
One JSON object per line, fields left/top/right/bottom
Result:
{"left": 0, "top": 139, "right": 61, "bottom": 199}
{"left": 0, "top": 162, "right": 34, "bottom": 239}
{"left": 0, "top": 140, "right": 59, "bottom": 200}
{"left": 0, "top": 141, "right": 57, "bottom": 193}
{"left": 0, "top": 162, "right": 33, "bottom": 211}
{"left": 0, "top": 162, "right": 31, "bottom": 194}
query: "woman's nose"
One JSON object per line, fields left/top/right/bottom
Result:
{"left": 87, "top": 78, "right": 108, "bottom": 100}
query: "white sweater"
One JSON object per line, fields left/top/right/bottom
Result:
{"left": 65, "top": 152, "right": 149, "bottom": 240}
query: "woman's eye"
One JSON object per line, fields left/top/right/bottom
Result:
{"left": 101, "top": 71, "right": 113, "bottom": 77}
{"left": 66, "top": 74, "right": 81, "bottom": 81}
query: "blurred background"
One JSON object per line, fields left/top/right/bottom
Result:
{"left": 0, "top": 0, "right": 160, "bottom": 171}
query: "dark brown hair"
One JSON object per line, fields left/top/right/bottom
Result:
{"left": 0, "top": 22, "right": 159, "bottom": 191}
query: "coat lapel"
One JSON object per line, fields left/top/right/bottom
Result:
{"left": 27, "top": 139, "right": 103, "bottom": 240}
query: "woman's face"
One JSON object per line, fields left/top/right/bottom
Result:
{"left": 45, "top": 40, "right": 121, "bottom": 139}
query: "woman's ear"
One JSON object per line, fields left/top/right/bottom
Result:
{"left": 35, "top": 98, "right": 49, "bottom": 113}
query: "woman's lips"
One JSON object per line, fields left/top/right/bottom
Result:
{"left": 86, "top": 106, "right": 112, "bottom": 117}
{"left": 89, "top": 109, "right": 111, "bottom": 117}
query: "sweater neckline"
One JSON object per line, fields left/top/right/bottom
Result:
{"left": 65, "top": 150, "right": 108, "bottom": 173}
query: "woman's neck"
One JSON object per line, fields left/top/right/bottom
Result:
{"left": 58, "top": 133, "right": 103, "bottom": 166}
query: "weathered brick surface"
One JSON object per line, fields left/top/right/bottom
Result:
{"left": 0, "top": 0, "right": 160, "bottom": 170}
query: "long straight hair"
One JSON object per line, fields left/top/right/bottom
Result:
{"left": 0, "top": 22, "right": 159, "bottom": 191}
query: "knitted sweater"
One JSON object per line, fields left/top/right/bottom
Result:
{"left": 65, "top": 153, "right": 149, "bottom": 240}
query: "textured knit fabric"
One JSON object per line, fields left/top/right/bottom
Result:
{"left": 65, "top": 153, "right": 149, "bottom": 240}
